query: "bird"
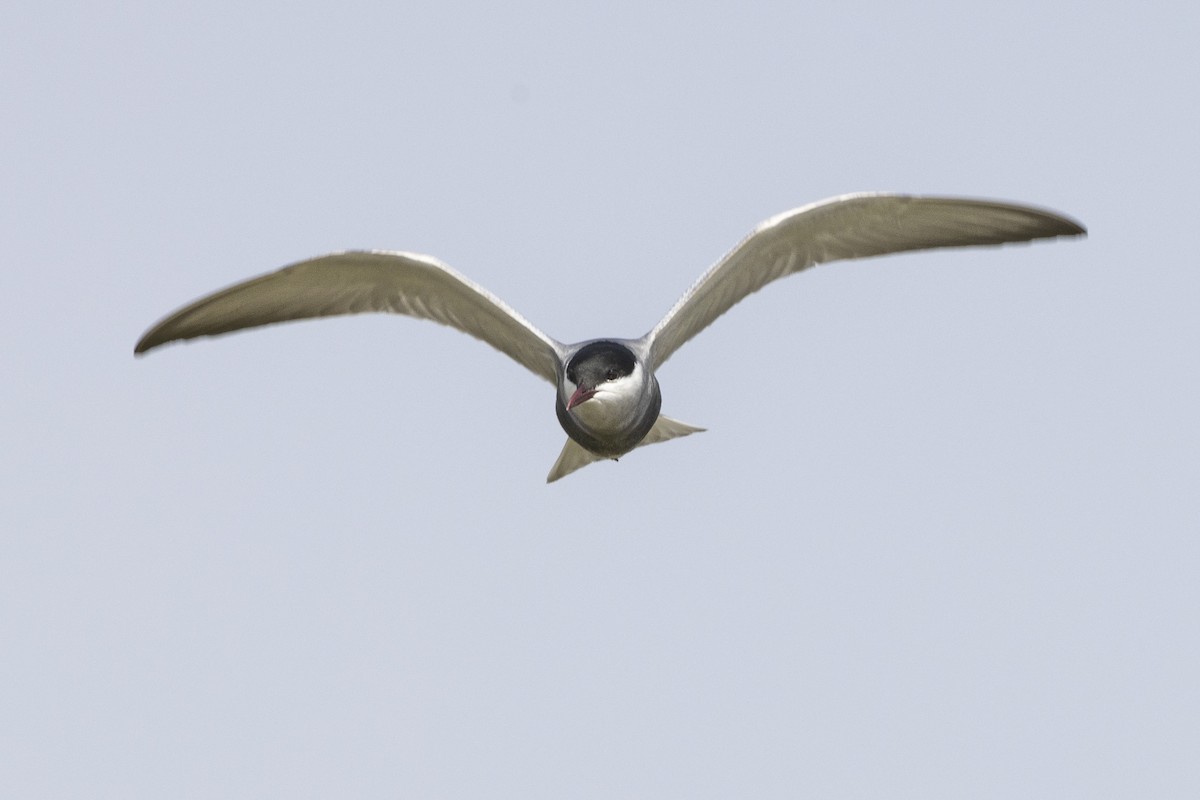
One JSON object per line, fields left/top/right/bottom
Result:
{"left": 135, "top": 192, "right": 1085, "bottom": 482}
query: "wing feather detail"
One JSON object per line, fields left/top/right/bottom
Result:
{"left": 644, "top": 194, "right": 1086, "bottom": 369}
{"left": 135, "top": 251, "right": 564, "bottom": 384}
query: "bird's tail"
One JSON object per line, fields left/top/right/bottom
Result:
{"left": 545, "top": 415, "right": 705, "bottom": 483}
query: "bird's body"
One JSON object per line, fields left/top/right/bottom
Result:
{"left": 555, "top": 340, "right": 659, "bottom": 458}
{"left": 135, "top": 193, "right": 1086, "bottom": 481}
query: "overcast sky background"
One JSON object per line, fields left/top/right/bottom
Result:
{"left": 4, "top": 1, "right": 1197, "bottom": 797}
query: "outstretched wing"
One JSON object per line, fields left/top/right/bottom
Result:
{"left": 135, "top": 250, "right": 564, "bottom": 384}
{"left": 643, "top": 194, "right": 1086, "bottom": 370}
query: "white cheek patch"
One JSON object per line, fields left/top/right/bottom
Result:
{"left": 570, "top": 364, "right": 645, "bottom": 431}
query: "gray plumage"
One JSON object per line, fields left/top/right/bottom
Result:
{"left": 135, "top": 192, "right": 1086, "bottom": 482}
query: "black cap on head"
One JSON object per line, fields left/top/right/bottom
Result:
{"left": 566, "top": 341, "right": 636, "bottom": 389}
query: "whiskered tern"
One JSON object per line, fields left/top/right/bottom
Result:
{"left": 135, "top": 193, "right": 1085, "bottom": 482}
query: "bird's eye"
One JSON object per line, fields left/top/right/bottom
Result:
{"left": 606, "top": 368, "right": 621, "bottom": 381}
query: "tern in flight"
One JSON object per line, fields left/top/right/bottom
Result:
{"left": 136, "top": 193, "right": 1085, "bottom": 482}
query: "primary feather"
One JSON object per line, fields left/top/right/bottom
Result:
{"left": 642, "top": 193, "right": 1086, "bottom": 369}
{"left": 135, "top": 250, "right": 564, "bottom": 384}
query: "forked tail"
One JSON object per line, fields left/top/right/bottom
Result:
{"left": 546, "top": 415, "right": 705, "bottom": 483}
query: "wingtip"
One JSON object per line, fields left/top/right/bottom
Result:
{"left": 1052, "top": 213, "right": 1087, "bottom": 238}
{"left": 134, "top": 323, "right": 186, "bottom": 356}
{"left": 133, "top": 333, "right": 158, "bottom": 357}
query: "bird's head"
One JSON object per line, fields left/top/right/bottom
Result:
{"left": 561, "top": 340, "right": 641, "bottom": 415}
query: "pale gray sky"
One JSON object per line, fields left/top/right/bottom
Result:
{"left": 4, "top": 1, "right": 1197, "bottom": 797}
